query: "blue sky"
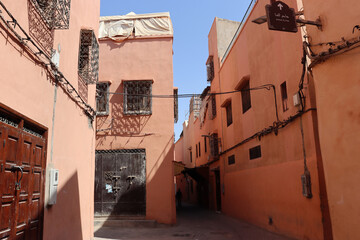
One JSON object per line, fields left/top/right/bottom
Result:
{"left": 100, "top": 0, "right": 253, "bottom": 141}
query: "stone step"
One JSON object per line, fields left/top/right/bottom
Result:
{"left": 94, "top": 218, "right": 157, "bottom": 231}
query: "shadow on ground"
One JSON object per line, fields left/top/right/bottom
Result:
{"left": 94, "top": 203, "right": 294, "bottom": 240}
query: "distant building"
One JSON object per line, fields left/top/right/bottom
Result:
{"left": 95, "top": 12, "right": 176, "bottom": 224}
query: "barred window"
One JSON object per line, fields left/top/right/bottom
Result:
{"left": 209, "top": 94, "right": 217, "bottom": 120}
{"left": 210, "top": 133, "right": 219, "bottom": 158}
{"left": 96, "top": 82, "right": 110, "bottom": 115}
{"left": 206, "top": 56, "right": 214, "bottom": 82}
{"left": 124, "top": 81, "right": 152, "bottom": 115}
{"left": 32, "top": 0, "right": 71, "bottom": 29}
{"left": 78, "top": 29, "right": 99, "bottom": 85}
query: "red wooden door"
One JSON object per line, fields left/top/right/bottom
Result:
{"left": 0, "top": 121, "right": 46, "bottom": 239}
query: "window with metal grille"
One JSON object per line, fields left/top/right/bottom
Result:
{"left": 78, "top": 29, "right": 99, "bottom": 85}
{"left": 96, "top": 82, "right": 110, "bottom": 115}
{"left": 124, "top": 81, "right": 152, "bottom": 115}
{"left": 226, "top": 101, "right": 233, "bottom": 126}
{"left": 210, "top": 94, "right": 217, "bottom": 119}
{"left": 210, "top": 133, "right": 219, "bottom": 158}
{"left": 280, "top": 81, "right": 288, "bottom": 112}
{"left": 249, "top": 145, "right": 262, "bottom": 160}
{"left": 228, "top": 155, "right": 235, "bottom": 165}
{"left": 174, "top": 88, "right": 178, "bottom": 123}
{"left": 206, "top": 56, "right": 214, "bottom": 82}
{"left": 32, "top": 0, "right": 71, "bottom": 29}
{"left": 241, "top": 80, "right": 251, "bottom": 113}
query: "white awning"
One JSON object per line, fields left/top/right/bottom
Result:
{"left": 99, "top": 12, "right": 173, "bottom": 39}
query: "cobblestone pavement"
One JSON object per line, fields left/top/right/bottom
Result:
{"left": 93, "top": 204, "right": 294, "bottom": 240}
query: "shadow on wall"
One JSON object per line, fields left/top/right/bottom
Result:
{"left": 96, "top": 83, "right": 151, "bottom": 149}
{"left": 94, "top": 135, "right": 175, "bottom": 237}
{"left": 27, "top": 0, "right": 54, "bottom": 56}
{"left": 44, "top": 171, "right": 83, "bottom": 240}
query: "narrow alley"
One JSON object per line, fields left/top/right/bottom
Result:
{"left": 94, "top": 204, "right": 293, "bottom": 240}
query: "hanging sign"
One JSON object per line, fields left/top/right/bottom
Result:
{"left": 266, "top": 1, "right": 297, "bottom": 33}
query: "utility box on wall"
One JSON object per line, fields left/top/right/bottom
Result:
{"left": 49, "top": 169, "right": 59, "bottom": 205}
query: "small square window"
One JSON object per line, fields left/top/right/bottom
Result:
{"left": 228, "top": 155, "right": 235, "bottom": 165}
{"left": 124, "top": 81, "right": 152, "bottom": 115}
{"left": 249, "top": 145, "right": 262, "bottom": 160}
{"left": 96, "top": 82, "right": 110, "bottom": 115}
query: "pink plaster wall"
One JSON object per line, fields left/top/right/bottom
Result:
{"left": 301, "top": 0, "right": 360, "bottom": 238}
{"left": 0, "top": 0, "right": 100, "bottom": 239}
{"left": 97, "top": 35, "right": 176, "bottom": 224}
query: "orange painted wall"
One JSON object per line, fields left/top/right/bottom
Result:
{"left": 97, "top": 33, "right": 176, "bottom": 224}
{"left": 175, "top": 0, "right": 329, "bottom": 239}
{"left": 300, "top": 0, "right": 360, "bottom": 239}
{"left": 0, "top": 0, "right": 100, "bottom": 239}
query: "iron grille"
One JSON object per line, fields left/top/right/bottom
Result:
{"left": 96, "top": 149, "right": 146, "bottom": 154}
{"left": 28, "top": 0, "right": 54, "bottom": 56}
{"left": 206, "top": 56, "right": 214, "bottom": 82}
{"left": 78, "top": 29, "right": 99, "bottom": 84}
{"left": 31, "top": 0, "right": 71, "bottom": 29}
{"left": 249, "top": 145, "right": 261, "bottom": 160}
{"left": 23, "top": 127, "right": 44, "bottom": 139}
{"left": 124, "top": 81, "right": 152, "bottom": 115}
{"left": 174, "top": 88, "right": 178, "bottom": 123}
{"left": 96, "top": 82, "right": 110, "bottom": 115}
{"left": 210, "top": 133, "right": 219, "bottom": 159}
{"left": 209, "top": 94, "right": 217, "bottom": 120}
{"left": 190, "top": 96, "right": 201, "bottom": 118}
{"left": 0, "top": 116, "right": 18, "bottom": 128}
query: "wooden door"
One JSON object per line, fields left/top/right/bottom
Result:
{"left": 0, "top": 121, "right": 46, "bottom": 239}
{"left": 214, "top": 170, "right": 221, "bottom": 212}
{"left": 95, "top": 149, "right": 146, "bottom": 217}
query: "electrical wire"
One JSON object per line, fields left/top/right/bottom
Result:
{"left": 0, "top": 1, "right": 96, "bottom": 120}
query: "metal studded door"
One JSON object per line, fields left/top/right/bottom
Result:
{"left": 95, "top": 149, "right": 146, "bottom": 216}
{"left": 0, "top": 118, "right": 46, "bottom": 239}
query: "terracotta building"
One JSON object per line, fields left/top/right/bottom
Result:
{"left": 95, "top": 12, "right": 176, "bottom": 224}
{"left": 175, "top": 0, "right": 335, "bottom": 239}
{"left": 298, "top": 0, "right": 360, "bottom": 239}
{"left": 0, "top": 0, "right": 100, "bottom": 239}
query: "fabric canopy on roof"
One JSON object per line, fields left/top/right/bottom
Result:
{"left": 99, "top": 12, "right": 173, "bottom": 39}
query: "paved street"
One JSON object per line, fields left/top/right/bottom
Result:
{"left": 94, "top": 204, "right": 294, "bottom": 240}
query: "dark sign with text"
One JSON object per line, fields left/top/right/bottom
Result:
{"left": 266, "top": 1, "right": 297, "bottom": 33}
